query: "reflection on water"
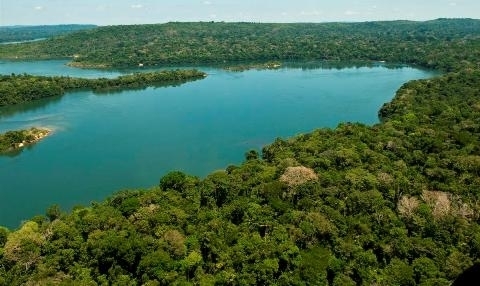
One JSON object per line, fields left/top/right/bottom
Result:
{"left": 0, "top": 70, "right": 203, "bottom": 121}
{"left": 1, "top": 147, "right": 23, "bottom": 158}
{"left": 92, "top": 78, "right": 204, "bottom": 96}
{"left": 283, "top": 61, "right": 400, "bottom": 70}
{"left": 0, "top": 95, "right": 63, "bottom": 120}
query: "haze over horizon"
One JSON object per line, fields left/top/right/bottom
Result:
{"left": 0, "top": 0, "right": 479, "bottom": 26}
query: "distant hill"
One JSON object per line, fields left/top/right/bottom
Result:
{"left": 0, "top": 19, "right": 478, "bottom": 71}
{"left": 0, "top": 24, "right": 96, "bottom": 43}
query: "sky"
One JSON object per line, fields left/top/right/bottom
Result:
{"left": 0, "top": 0, "right": 479, "bottom": 26}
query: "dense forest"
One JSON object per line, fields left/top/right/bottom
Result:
{"left": 0, "top": 19, "right": 479, "bottom": 71}
{"left": 0, "top": 19, "right": 480, "bottom": 285}
{"left": 0, "top": 70, "right": 206, "bottom": 107}
{"left": 0, "top": 25, "right": 96, "bottom": 43}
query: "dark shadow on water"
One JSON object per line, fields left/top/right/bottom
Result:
{"left": 1, "top": 148, "right": 22, "bottom": 157}
{"left": 0, "top": 145, "right": 34, "bottom": 158}
{"left": 91, "top": 78, "right": 204, "bottom": 95}
{"left": 0, "top": 95, "right": 64, "bottom": 119}
{"left": 0, "top": 77, "right": 203, "bottom": 117}
{"left": 103, "top": 60, "right": 400, "bottom": 72}
{"left": 199, "top": 59, "right": 427, "bottom": 72}
{"left": 282, "top": 60, "right": 411, "bottom": 70}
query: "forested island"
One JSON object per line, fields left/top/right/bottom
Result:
{"left": 0, "top": 19, "right": 480, "bottom": 285}
{"left": 0, "top": 127, "right": 51, "bottom": 154}
{"left": 0, "top": 70, "right": 206, "bottom": 107}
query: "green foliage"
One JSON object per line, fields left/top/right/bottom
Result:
{"left": 384, "top": 259, "right": 415, "bottom": 286}
{"left": 46, "top": 204, "right": 61, "bottom": 222}
{"left": 3, "top": 221, "right": 44, "bottom": 272}
{"left": 159, "top": 171, "right": 188, "bottom": 192}
{"left": 0, "top": 24, "right": 96, "bottom": 43}
{"left": 1, "top": 20, "right": 479, "bottom": 71}
{"left": 0, "top": 70, "right": 206, "bottom": 107}
{"left": 1, "top": 19, "right": 480, "bottom": 285}
{"left": 245, "top": 149, "right": 259, "bottom": 161}
{"left": 0, "top": 127, "right": 50, "bottom": 154}
{"left": 298, "top": 247, "right": 330, "bottom": 283}
{"left": 0, "top": 227, "right": 8, "bottom": 247}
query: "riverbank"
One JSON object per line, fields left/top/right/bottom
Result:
{"left": 223, "top": 61, "right": 282, "bottom": 72}
{"left": 0, "top": 69, "right": 207, "bottom": 107}
{"left": 0, "top": 127, "right": 51, "bottom": 154}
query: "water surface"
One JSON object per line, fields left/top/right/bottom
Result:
{"left": 0, "top": 60, "right": 436, "bottom": 228}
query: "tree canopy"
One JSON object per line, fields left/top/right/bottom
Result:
{"left": 0, "top": 25, "right": 96, "bottom": 43}
{"left": 1, "top": 19, "right": 480, "bottom": 285}
{"left": 1, "top": 19, "right": 479, "bottom": 71}
{"left": 0, "top": 70, "right": 206, "bottom": 107}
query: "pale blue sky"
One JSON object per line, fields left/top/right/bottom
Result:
{"left": 1, "top": 0, "right": 479, "bottom": 26}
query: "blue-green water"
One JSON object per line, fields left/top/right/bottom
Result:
{"left": 0, "top": 60, "right": 436, "bottom": 228}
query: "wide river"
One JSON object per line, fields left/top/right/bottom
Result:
{"left": 0, "top": 60, "right": 436, "bottom": 228}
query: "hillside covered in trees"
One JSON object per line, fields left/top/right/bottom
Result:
{"left": 0, "top": 25, "right": 96, "bottom": 43}
{"left": 0, "top": 19, "right": 480, "bottom": 285}
{"left": 1, "top": 19, "right": 479, "bottom": 71}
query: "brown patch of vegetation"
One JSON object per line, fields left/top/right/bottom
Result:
{"left": 279, "top": 166, "right": 318, "bottom": 187}
{"left": 163, "top": 229, "right": 186, "bottom": 257}
{"left": 397, "top": 196, "right": 420, "bottom": 218}
{"left": 377, "top": 172, "right": 394, "bottom": 186}
{"left": 421, "top": 190, "right": 451, "bottom": 219}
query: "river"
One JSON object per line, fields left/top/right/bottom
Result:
{"left": 0, "top": 60, "right": 436, "bottom": 228}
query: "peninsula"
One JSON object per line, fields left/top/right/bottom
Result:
{"left": 0, "top": 69, "right": 206, "bottom": 107}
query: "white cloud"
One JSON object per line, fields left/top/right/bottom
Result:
{"left": 203, "top": 1, "right": 212, "bottom": 5}
{"left": 131, "top": 4, "right": 144, "bottom": 9}
{"left": 300, "top": 10, "right": 322, "bottom": 16}
{"left": 449, "top": 2, "right": 457, "bottom": 6}
{"left": 34, "top": 6, "right": 43, "bottom": 10}
{"left": 344, "top": 10, "right": 359, "bottom": 16}
{"left": 96, "top": 5, "right": 108, "bottom": 11}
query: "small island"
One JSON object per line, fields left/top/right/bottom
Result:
{"left": 0, "top": 127, "right": 51, "bottom": 154}
{"left": 223, "top": 61, "right": 282, "bottom": 72}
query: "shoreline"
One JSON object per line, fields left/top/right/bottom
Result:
{"left": 0, "top": 127, "right": 52, "bottom": 154}
{"left": 16, "top": 127, "right": 52, "bottom": 148}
